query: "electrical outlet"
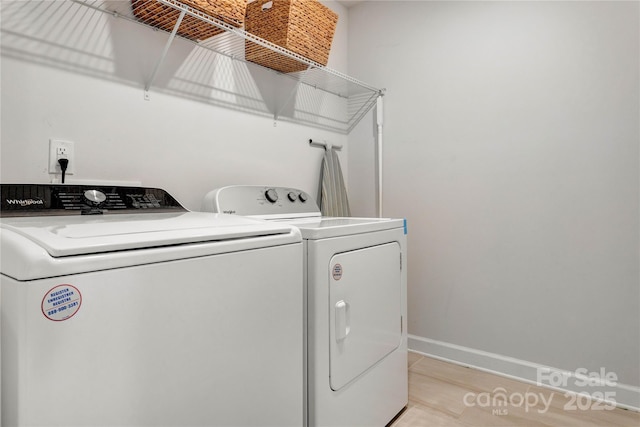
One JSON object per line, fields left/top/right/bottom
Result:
{"left": 48, "top": 139, "right": 75, "bottom": 175}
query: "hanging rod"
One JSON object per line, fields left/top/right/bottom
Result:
{"left": 309, "top": 139, "right": 342, "bottom": 151}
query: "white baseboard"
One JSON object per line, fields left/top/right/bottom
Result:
{"left": 408, "top": 334, "right": 640, "bottom": 412}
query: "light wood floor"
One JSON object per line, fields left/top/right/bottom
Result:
{"left": 390, "top": 352, "right": 640, "bottom": 427}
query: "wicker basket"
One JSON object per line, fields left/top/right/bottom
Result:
{"left": 132, "top": 0, "right": 246, "bottom": 41}
{"left": 244, "top": 0, "right": 338, "bottom": 73}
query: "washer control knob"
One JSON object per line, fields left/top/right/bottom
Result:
{"left": 84, "top": 189, "right": 107, "bottom": 205}
{"left": 298, "top": 192, "right": 308, "bottom": 203}
{"left": 265, "top": 188, "right": 279, "bottom": 203}
{"left": 287, "top": 192, "right": 297, "bottom": 202}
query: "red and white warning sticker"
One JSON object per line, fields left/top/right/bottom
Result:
{"left": 42, "top": 284, "right": 82, "bottom": 321}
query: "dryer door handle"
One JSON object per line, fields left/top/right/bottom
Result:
{"left": 335, "top": 300, "right": 351, "bottom": 341}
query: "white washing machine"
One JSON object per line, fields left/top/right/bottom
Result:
{"left": 1, "top": 184, "right": 304, "bottom": 427}
{"left": 203, "top": 185, "right": 408, "bottom": 427}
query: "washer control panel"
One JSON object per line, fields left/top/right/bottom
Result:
{"left": 0, "top": 184, "right": 186, "bottom": 217}
{"left": 203, "top": 185, "right": 319, "bottom": 217}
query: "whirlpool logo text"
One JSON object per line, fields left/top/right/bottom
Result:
{"left": 5, "top": 198, "right": 44, "bottom": 207}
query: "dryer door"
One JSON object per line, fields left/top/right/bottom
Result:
{"left": 329, "top": 242, "right": 402, "bottom": 391}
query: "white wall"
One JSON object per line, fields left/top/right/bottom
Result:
{"left": 348, "top": 0, "right": 640, "bottom": 401}
{"left": 0, "top": 0, "right": 349, "bottom": 210}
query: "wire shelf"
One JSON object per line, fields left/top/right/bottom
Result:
{"left": 65, "top": 0, "right": 384, "bottom": 132}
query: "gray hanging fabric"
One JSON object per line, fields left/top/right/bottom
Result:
{"left": 319, "top": 148, "right": 351, "bottom": 217}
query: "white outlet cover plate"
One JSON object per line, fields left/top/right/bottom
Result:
{"left": 48, "top": 139, "right": 75, "bottom": 175}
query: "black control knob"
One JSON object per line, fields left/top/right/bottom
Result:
{"left": 83, "top": 189, "right": 107, "bottom": 206}
{"left": 298, "top": 192, "right": 308, "bottom": 203}
{"left": 287, "top": 192, "right": 297, "bottom": 202}
{"left": 265, "top": 188, "right": 279, "bottom": 203}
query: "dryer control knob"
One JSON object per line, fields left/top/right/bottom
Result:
{"left": 298, "top": 193, "right": 308, "bottom": 203}
{"left": 265, "top": 188, "right": 279, "bottom": 203}
{"left": 287, "top": 192, "right": 297, "bottom": 202}
{"left": 84, "top": 189, "right": 107, "bottom": 205}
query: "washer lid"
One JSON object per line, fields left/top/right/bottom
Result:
{"left": 1, "top": 211, "right": 296, "bottom": 257}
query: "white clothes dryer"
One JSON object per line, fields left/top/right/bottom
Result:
{"left": 1, "top": 184, "right": 304, "bottom": 427}
{"left": 203, "top": 185, "right": 408, "bottom": 427}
